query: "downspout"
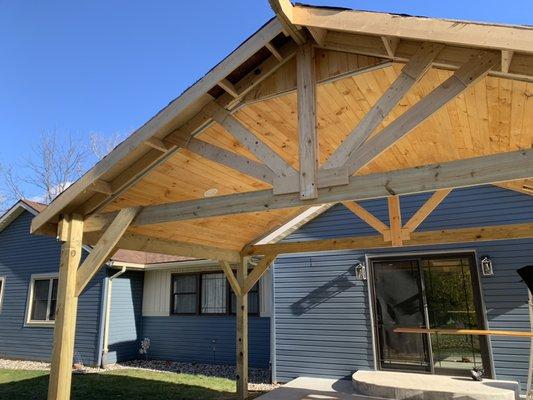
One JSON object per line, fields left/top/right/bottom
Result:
{"left": 101, "top": 266, "right": 127, "bottom": 368}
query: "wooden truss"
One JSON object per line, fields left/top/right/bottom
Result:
{"left": 39, "top": 2, "right": 533, "bottom": 399}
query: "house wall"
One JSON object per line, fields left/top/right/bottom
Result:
{"left": 273, "top": 186, "right": 533, "bottom": 391}
{"left": 141, "top": 266, "right": 272, "bottom": 368}
{"left": 0, "top": 210, "right": 105, "bottom": 366}
{"left": 106, "top": 270, "right": 144, "bottom": 364}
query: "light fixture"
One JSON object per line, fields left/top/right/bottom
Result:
{"left": 203, "top": 188, "right": 218, "bottom": 197}
{"left": 480, "top": 256, "right": 494, "bottom": 277}
{"left": 354, "top": 262, "right": 367, "bottom": 281}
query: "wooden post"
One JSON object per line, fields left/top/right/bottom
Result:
{"left": 48, "top": 214, "right": 84, "bottom": 400}
{"left": 387, "top": 196, "right": 403, "bottom": 247}
{"left": 297, "top": 42, "right": 318, "bottom": 200}
{"left": 236, "top": 258, "right": 249, "bottom": 399}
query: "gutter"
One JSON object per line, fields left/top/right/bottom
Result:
{"left": 100, "top": 266, "right": 127, "bottom": 368}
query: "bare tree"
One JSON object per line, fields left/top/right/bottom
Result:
{"left": 89, "top": 132, "right": 124, "bottom": 160}
{"left": 0, "top": 131, "right": 87, "bottom": 210}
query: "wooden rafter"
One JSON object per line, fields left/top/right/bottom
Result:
{"left": 75, "top": 207, "right": 140, "bottom": 296}
{"left": 342, "top": 201, "right": 388, "bottom": 235}
{"left": 342, "top": 51, "right": 498, "bottom": 176}
{"left": 269, "top": 0, "right": 306, "bottom": 45}
{"left": 322, "top": 42, "right": 444, "bottom": 170}
{"left": 403, "top": 189, "right": 452, "bottom": 232}
{"left": 83, "top": 149, "right": 533, "bottom": 231}
{"left": 186, "top": 138, "right": 275, "bottom": 184}
{"left": 297, "top": 42, "right": 318, "bottom": 199}
{"left": 245, "top": 223, "right": 533, "bottom": 256}
{"left": 207, "top": 102, "right": 298, "bottom": 182}
{"left": 381, "top": 36, "right": 400, "bottom": 58}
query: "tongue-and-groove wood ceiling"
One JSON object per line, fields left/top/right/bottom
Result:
{"left": 102, "top": 52, "right": 533, "bottom": 250}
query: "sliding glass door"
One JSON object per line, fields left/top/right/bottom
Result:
{"left": 371, "top": 254, "right": 491, "bottom": 376}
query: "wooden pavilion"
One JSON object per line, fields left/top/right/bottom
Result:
{"left": 31, "top": 1, "right": 533, "bottom": 399}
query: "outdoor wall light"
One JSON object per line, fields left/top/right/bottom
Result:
{"left": 480, "top": 256, "right": 494, "bottom": 277}
{"left": 354, "top": 262, "right": 367, "bottom": 281}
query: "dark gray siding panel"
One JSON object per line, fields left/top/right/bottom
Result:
{"left": 106, "top": 271, "right": 144, "bottom": 363}
{"left": 274, "top": 186, "right": 533, "bottom": 391}
{"left": 143, "top": 316, "right": 270, "bottom": 368}
{"left": 0, "top": 210, "right": 104, "bottom": 366}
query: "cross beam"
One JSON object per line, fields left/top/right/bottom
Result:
{"left": 83, "top": 149, "right": 533, "bottom": 231}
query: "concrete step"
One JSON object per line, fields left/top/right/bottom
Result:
{"left": 352, "top": 370, "right": 520, "bottom": 400}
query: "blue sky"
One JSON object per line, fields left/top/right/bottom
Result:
{"left": 1, "top": 0, "right": 532, "bottom": 199}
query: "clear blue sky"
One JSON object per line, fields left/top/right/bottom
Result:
{"left": 1, "top": 0, "right": 532, "bottom": 198}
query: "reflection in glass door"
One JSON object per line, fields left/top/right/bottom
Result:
{"left": 372, "top": 260, "right": 431, "bottom": 372}
{"left": 371, "top": 254, "right": 491, "bottom": 377}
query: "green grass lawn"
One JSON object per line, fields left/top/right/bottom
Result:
{"left": 0, "top": 368, "right": 260, "bottom": 400}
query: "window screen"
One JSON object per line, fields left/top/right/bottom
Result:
{"left": 201, "top": 273, "right": 227, "bottom": 314}
{"left": 30, "top": 277, "right": 58, "bottom": 322}
{"left": 171, "top": 275, "right": 197, "bottom": 314}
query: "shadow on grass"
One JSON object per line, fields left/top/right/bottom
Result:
{"left": 0, "top": 370, "right": 238, "bottom": 400}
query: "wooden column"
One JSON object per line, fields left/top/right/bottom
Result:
{"left": 236, "top": 259, "right": 249, "bottom": 399}
{"left": 297, "top": 42, "right": 318, "bottom": 200}
{"left": 48, "top": 214, "right": 84, "bottom": 400}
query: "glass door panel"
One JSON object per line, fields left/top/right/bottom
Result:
{"left": 373, "top": 260, "right": 431, "bottom": 372}
{"left": 422, "top": 257, "right": 483, "bottom": 375}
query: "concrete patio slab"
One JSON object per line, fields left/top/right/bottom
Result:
{"left": 353, "top": 370, "right": 521, "bottom": 400}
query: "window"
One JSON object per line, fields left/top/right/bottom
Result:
{"left": 201, "top": 273, "right": 227, "bottom": 314}
{"left": 26, "top": 274, "right": 58, "bottom": 325}
{"left": 171, "top": 272, "right": 259, "bottom": 316}
{"left": 0, "top": 277, "right": 5, "bottom": 312}
{"left": 171, "top": 274, "right": 198, "bottom": 314}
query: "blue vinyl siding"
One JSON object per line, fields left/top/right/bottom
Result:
{"left": 274, "top": 185, "right": 533, "bottom": 391}
{"left": 0, "top": 210, "right": 104, "bottom": 366}
{"left": 143, "top": 316, "right": 270, "bottom": 368}
{"left": 106, "top": 271, "right": 144, "bottom": 363}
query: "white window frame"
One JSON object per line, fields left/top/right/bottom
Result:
{"left": 0, "top": 276, "right": 5, "bottom": 313}
{"left": 25, "top": 273, "right": 59, "bottom": 327}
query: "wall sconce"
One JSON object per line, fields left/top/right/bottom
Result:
{"left": 480, "top": 256, "right": 494, "bottom": 277}
{"left": 354, "top": 262, "right": 367, "bottom": 281}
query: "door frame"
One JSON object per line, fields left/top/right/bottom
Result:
{"left": 365, "top": 250, "right": 494, "bottom": 378}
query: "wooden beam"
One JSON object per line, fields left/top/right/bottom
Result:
{"left": 403, "top": 189, "right": 452, "bottom": 232}
{"left": 84, "top": 231, "right": 242, "bottom": 264}
{"left": 395, "top": 327, "right": 533, "bottom": 338}
{"left": 207, "top": 102, "right": 298, "bottom": 181}
{"left": 88, "top": 180, "right": 114, "bottom": 195}
{"left": 236, "top": 259, "right": 249, "bottom": 400}
{"left": 265, "top": 42, "right": 283, "bottom": 62}
{"left": 218, "top": 78, "right": 240, "bottom": 98}
{"left": 269, "top": 0, "right": 306, "bottom": 45}
{"left": 75, "top": 207, "right": 139, "bottom": 297}
{"left": 381, "top": 36, "right": 400, "bottom": 58}
{"left": 307, "top": 27, "right": 327, "bottom": 46}
{"left": 342, "top": 201, "right": 388, "bottom": 235}
{"left": 83, "top": 149, "right": 533, "bottom": 230}
{"left": 186, "top": 138, "right": 275, "bottom": 184}
{"left": 342, "top": 51, "right": 498, "bottom": 176}
{"left": 245, "top": 222, "right": 533, "bottom": 256}
{"left": 322, "top": 42, "right": 444, "bottom": 170}
{"left": 31, "top": 19, "right": 285, "bottom": 234}
{"left": 501, "top": 50, "right": 514, "bottom": 73}
{"left": 219, "top": 260, "right": 241, "bottom": 296}
{"left": 47, "top": 214, "right": 83, "bottom": 400}
{"left": 387, "top": 196, "right": 403, "bottom": 246}
{"left": 495, "top": 180, "right": 533, "bottom": 196}
{"left": 297, "top": 42, "right": 318, "bottom": 199}
{"left": 292, "top": 6, "right": 533, "bottom": 54}
{"left": 243, "top": 254, "right": 277, "bottom": 294}
{"left": 322, "top": 30, "right": 533, "bottom": 83}
{"left": 144, "top": 137, "right": 171, "bottom": 152}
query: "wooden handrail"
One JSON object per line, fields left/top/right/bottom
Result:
{"left": 394, "top": 327, "right": 533, "bottom": 338}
